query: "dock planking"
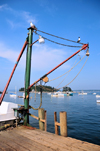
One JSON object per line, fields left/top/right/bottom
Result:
{"left": 0, "top": 126, "right": 100, "bottom": 151}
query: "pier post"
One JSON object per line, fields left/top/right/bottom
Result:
{"left": 54, "top": 112, "right": 59, "bottom": 135}
{"left": 38, "top": 108, "right": 45, "bottom": 130}
{"left": 24, "top": 27, "right": 33, "bottom": 125}
{"left": 60, "top": 111, "right": 67, "bottom": 137}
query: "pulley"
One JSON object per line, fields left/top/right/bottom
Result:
{"left": 42, "top": 76, "right": 49, "bottom": 83}
{"left": 86, "top": 48, "right": 90, "bottom": 56}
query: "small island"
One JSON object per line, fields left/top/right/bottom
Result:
{"left": 19, "top": 86, "right": 72, "bottom": 92}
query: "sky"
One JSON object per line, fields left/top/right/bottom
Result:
{"left": 0, "top": 0, "right": 100, "bottom": 91}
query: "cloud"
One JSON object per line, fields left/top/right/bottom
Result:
{"left": 0, "top": 4, "right": 7, "bottom": 10}
{"left": 0, "top": 42, "right": 18, "bottom": 62}
{"left": 0, "top": 4, "right": 37, "bottom": 28}
{"left": 22, "top": 11, "right": 37, "bottom": 24}
{"left": 31, "top": 43, "right": 69, "bottom": 70}
{"left": 0, "top": 41, "right": 70, "bottom": 71}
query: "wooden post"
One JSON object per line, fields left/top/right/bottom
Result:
{"left": 38, "top": 108, "right": 45, "bottom": 130}
{"left": 54, "top": 112, "right": 59, "bottom": 135}
{"left": 60, "top": 111, "right": 67, "bottom": 137}
{"left": 44, "top": 110, "right": 47, "bottom": 131}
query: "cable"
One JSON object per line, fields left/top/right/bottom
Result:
{"left": 57, "top": 56, "right": 89, "bottom": 90}
{"left": 55, "top": 55, "right": 85, "bottom": 88}
{"left": 34, "top": 31, "right": 82, "bottom": 48}
{"left": 36, "top": 29, "right": 84, "bottom": 45}
{"left": 43, "top": 36, "right": 82, "bottom": 48}
{"left": 37, "top": 56, "right": 89, "bottom": 91}
{"left": 49, "top": 54, "right": 86, "bottom": 82}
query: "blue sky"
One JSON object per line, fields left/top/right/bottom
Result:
{"left": 0, "top": 0, "right": 100, "bottom": 91}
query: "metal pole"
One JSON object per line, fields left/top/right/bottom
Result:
{"left": 28, "top": 44, "right": 88, "bottom": 90}
{"left": 0, "top": 40, "right": 28, "bottom": 105}
{"left": 24, "top": 27, "right": 33, "bottom": 125}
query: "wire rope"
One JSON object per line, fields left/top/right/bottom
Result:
{"left": 55, "top": 54, "right": 85, "bottom": 88}
{"left": 49, "top": 54, "right": 86, "bottom": 82}
{"left": 36, "top": 29, "right": 84, "bottom": 45}
{"left": 57, "top": 56, "right": 89, "bottom": 90}
{"left": 32, "top": 55, "right": 88, "bottom": 92}
{"left": 36, "top": 56, "right": 89, "bottom": 92}
{"left": 34, "top": 31, "right": 82, "bottom": 48}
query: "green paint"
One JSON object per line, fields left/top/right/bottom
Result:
{"left": 24, "top": 28, "right": 33, "bottom": 125}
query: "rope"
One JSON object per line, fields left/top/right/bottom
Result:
{"left": 54, "top": 55, "right": 80, "bottom": 88}
{"left": 34, "top": 83, "right": 36, "bottom": 101}
{"left": 49, "top": 54, "right": 86, "bottom": 82}
{"left": 36, "top": 56, "right": 89, "bottom": 91}
{"left": 31, "top": 81, "right": 43, "bottom": 110}
{"left": 36, "top": 29, "right": 84, "bottom": 45}
{"left": 57, "top": 56, "right": 89, "bottom": 90}
{"left": 30, "top": 93, "right": 42, "bottom": 110}
{"left": 34, "top": 31, "right": 81, "bottom": 48}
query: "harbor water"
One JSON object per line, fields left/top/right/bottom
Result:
{"left": 1, "top": 90, "right": 100, "bottom": 145}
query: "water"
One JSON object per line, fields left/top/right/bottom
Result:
{"left": 1, "top": 90, "right": 100, "bottom": 145}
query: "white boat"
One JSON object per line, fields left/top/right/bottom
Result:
{"left": 78, "top": 91, "right": 87, "bottom": 95}
{"left": 10, "top": 93, "right": 17, "bottom": 98}
{"left": 10, "top": 87, "right": 17, "bottom": 98}
{"left": 78, "top": 93, "right": 87, "bottom": 95}
{"left": 96, "top": 100, "right": 100, "bottom": 103}
{"left": 96, "top": 95, "right": 100, "bottom": 98}
{"left": 47, "top": 93, "right": 51, "bottom": 95}
{"left": 93, "top": 93, "right": 96, "bottom": 95}
{"left": 51, "top": 93, "right": 64, "bottom": 97}
{"left": 0, "top": 101, "right": 18, "bottom": 126}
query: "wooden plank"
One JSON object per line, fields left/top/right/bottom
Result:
{"left": 34, "top": 130, "right": 100, "bottom": 151}
{"left": 15, "top": 128, "right": 70, "bottom": 151}
{"left": 29, "top": 113, "right": 39, "bottom": 120}
{"left": 40, "top": 119, "right": 45, "bottom": 123}
{"left": 0, "top": 131, "right": 41, "bottom": 151}
{"left": 0, "top": 126, "right": 100, "bottom": 151}
{"left": 18, "top": 129, "right": 77, "bottom": 151}
{"left": 0, "top": 132, "right": 28, "bottom": 151}
{"left": 0, "top": 141, "right": 15, "bottom": 151}
{"left": 14, "top": 128, "right": 68, "bottom": 151}
{"left": 55, "top": 121, "right": 60, "bottom": 126}
{"left": 10, "top": 129, "right": 54, "bottom": 151}
{"left": 19, "top": 128, "right": 100, "bottom": 151}
{"left": 34, "top": 129, "right": 100, "bottom": 151}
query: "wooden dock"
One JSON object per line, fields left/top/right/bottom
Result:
{"left": 0, "top": 126, "right": 100, "bottom": 151}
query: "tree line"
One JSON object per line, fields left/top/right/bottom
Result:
{"left": 19, "top": 86, "right": 72, "bottom": 92}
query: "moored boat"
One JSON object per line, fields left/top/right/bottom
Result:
{"left": 10, "top": 93, "right": 17, "bottom": 98}
{"left": 78, "top": 92, "right": 87, "bottom": 95}
{"left": 51, "top": 93, "right": 64, "bottom": 97}
{"left": 96, "top": 100, "right": 100, "bottom": 103}
{"left": 96, "top": 95, "right": 100, "bottom": 98}
{"left": 0, "top": 101, "right": 18, "bottom": 126}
